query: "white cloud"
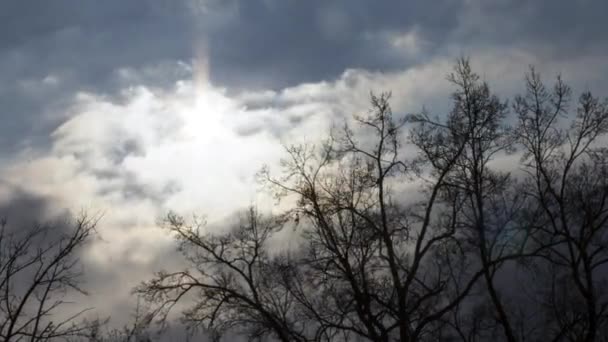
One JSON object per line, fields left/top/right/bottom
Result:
{"left": 390, "top": 29, "right": 430, "bottom": 58}
{"left": 2, "top": 46, "right": 607, "bottom": 324}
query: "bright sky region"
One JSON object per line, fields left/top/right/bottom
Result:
{"left": 1, "top": 0, "right": 608, "bottom": 328}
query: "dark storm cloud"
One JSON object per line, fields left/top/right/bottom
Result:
{"left": 0, "top": 185, "right": 72, "bottom": 233}
{"left": 205, "top": 0, "right": 462, "bottom": 89}
{"left": 0, "top": 188, "right": 51, "bottom": 227}
{"left": 452, "top": 0, "right": 608, "bottom": 56}
{"left": 0, "top": 0, "right": 201, "bottom": 154}
{"left": 205, "top": 0, "right": 608, "bottom": 88}
{"left": 2, "top": 0, "right": 608, "bottom": 156}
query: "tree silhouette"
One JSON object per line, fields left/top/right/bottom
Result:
{"left": 0, "top": 213, "right": 98, "bottom": 341}
{"left": 138, "top": 59, "right": 608, "bottom": 342}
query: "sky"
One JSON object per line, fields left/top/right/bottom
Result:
{"left": 1, "top": 0, "right": 608, "bottom": 334}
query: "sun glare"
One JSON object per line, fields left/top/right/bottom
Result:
{"left": 179, "top": 53, "right": 232, "bottom": 142}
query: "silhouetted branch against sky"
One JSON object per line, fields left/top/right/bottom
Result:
{"left": 1, "top": 1, "right": 608, "bottom": 341}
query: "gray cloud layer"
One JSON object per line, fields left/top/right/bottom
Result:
{"left": 3, "top": 0, "right": 608, "bottom": 153}
{"left": 1, "top": 0, "right": 608, "bottom": 337}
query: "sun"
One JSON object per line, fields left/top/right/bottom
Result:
{"left": 176, "top": 53, "right": 233, "bottom": 142}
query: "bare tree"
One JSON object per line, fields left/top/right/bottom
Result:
{"left": 514, "top": 68, "right": 608, "bottom": 342}
{"left": 137, "top": 59, "right": 608, "bottom": 342}
{"left": 0, "top": 213, "right": 98, "bottom": 341}
{"left": 136, "top": 208, "right": 310, "bottom": 342}
{"left": 76, "top": 299, "right": 155, "bottom": 342}
{"left": 257, "top": 88, "right": 499, "bottom": 342}
{"left": 408, "top": 59, "right": 529, "bottom": 342}
{"left": 138, "top": 65, "right": 498, "bottom": 341}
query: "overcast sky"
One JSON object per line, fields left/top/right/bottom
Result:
{"left": 1, "top": 0, "right": 608, "bottom": 333}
